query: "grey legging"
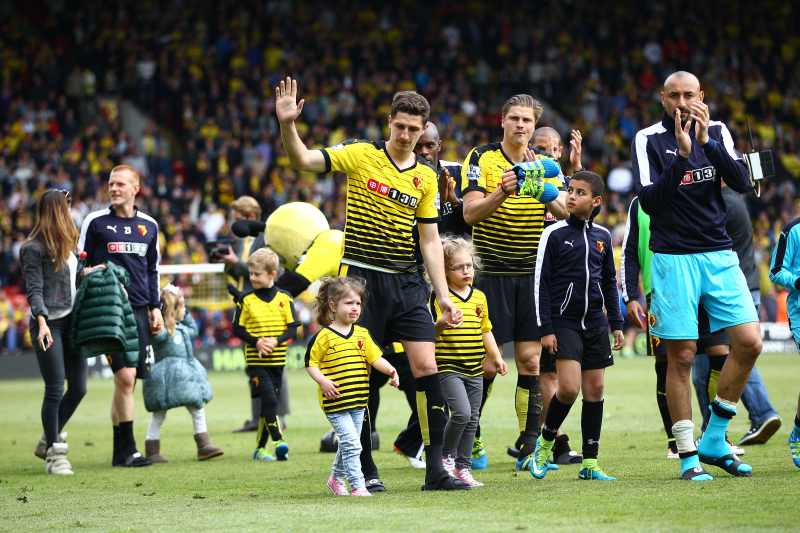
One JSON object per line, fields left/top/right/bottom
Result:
{"left": 440, "top": 372, "right": 482, "bottom": 469}
{"left": 31, "top": 315, "right": 88, "bottom": 446}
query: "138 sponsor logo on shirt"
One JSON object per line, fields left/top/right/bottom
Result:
{"left": 366, "top": 178, "right": 419, "bottom": 207}
{"left": 107, "top": 242, "right": 148, "bottom": 256}
{"left": 680, "top": 166, "right": 716, "bottom": 186}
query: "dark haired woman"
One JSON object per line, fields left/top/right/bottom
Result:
{"left": 20, "top": 190, "right": 102, "bottom": 475}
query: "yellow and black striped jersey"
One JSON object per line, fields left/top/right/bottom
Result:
{"left": 430, "top": 287, "right": 492, "bottom": 377}
{"left": 320, "top": 140, "right": 438, "bottom": 273}
{"left": 305, "top": 324, "right": 383, "bottom": 414}
{"left": 461, "top": 143, "right": 564, "bottom": 274}
{"left": 235, "top": 287, "right": 299, "bottom": 367}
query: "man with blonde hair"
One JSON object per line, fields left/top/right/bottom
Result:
{"left": 79, "top": 165, "right": 163, "bottom": 467}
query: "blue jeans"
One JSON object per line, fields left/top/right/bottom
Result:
{"left": 692, "top": 291, "right": 778, "bottom": 430}
{"left": 327, "top": 408, "right": 365, "bottom": 490}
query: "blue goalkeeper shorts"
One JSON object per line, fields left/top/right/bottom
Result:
{"left": 650, "top": 250, "right": 758, "bottom": 340}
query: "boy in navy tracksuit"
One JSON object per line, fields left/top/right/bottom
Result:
{"left": 529, "top": 171, "right": 624, "bottom": 481}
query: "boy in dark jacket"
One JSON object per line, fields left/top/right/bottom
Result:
{"left": 529, "top": 171, "right": 624, "bottom": 480}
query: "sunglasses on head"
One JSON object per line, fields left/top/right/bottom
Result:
{"left": 47, "top": 188, "right": 71, "bottom": 205}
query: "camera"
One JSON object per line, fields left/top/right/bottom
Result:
{"left": 204, "top": 240, "right": 233, "bottom": 262}
{"left": 744, "top": 149, "right": 775, "bottom": 197}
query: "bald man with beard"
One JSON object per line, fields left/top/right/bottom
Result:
{"left": 632, "top": 71, "right": 762, "bottom": 481}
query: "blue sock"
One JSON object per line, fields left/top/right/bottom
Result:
{"left": 679, "top": 453, "right": 701, "bottom": 474}
{"left": 698, "top": 401, "right": 735, "bottom": 457}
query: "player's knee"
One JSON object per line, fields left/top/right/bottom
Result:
{"left": 668, "top": 351, "right": 694, "bottom": 373}
{"left": 736, "top": 334, "right": 762, "bottom": 360}
{"left": 557, "top": 386, "right": 579, "bottom": 404}
{"left": 114, "top": 369, "right": 136, "bottom": 392}
{"left": 583, "top": 381, "right": 604, "bottom": 401}
{"left": 412, "top": 360, "right": 438, "bottom": 377}
{"left": 517, "top": 357, "right": 539, "bottom": 375}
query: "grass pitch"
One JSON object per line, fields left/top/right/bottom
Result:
{"left": 1, "top": 355, "right": 799, "bottom": 532}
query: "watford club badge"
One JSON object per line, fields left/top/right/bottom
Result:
{"left": 595, "top": 240, "right": 605, "bottom": 253}
{"left": 412, "top": 176, "right": 422, "bottom": 189}
{"left": 137, "top": 224, "right": 147, "bottom": 236}
{"left": 357, "top": 338, "right": 365, "bottom": 351}
{"left": 475, "top": 305, "right": 483, "bottom": 318}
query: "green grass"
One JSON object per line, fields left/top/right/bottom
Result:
{"left": 1, "top": 355, "right": 799, "bottom": 532}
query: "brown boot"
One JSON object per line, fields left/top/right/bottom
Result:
{"left": 194, "top": 432, "right": 224, "bottom": 461}
{"left": 144, "top": 439, "right": 168, "bottom": 463}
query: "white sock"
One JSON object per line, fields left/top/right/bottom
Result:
{"left": 147, "top": 411, "right": 167, "bottom": 440}
{"left": 672, "top": 419, "right": 696, "bottom": 454}
{"left": 188, "top": 407, "right": 207, "bottom": 434}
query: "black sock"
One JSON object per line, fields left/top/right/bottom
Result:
{"left": 113, "top": 425, "right": 121, "bottom": 460}
{"left": 581, "top": 400, "right": 604, "bottom": 460}
{"left": 416, "top": 373, "right": 447, "bottom": 482}
{"left": 119, "top": 420, "right": 135, "bottom": 456}
{"left": 258, "top": 389, "right": 281, "bottom": 446}
{"left": 360, "top": 409, "right": 379, "bottom": 480}
{"left": 543, "top": 394, "right": 574, "bottom": 441}
{"left": 518, "top": 375, "right": 542, "bottom": 457}
{"left": 655, "top": 360, "right": 676, "bottom": 452}
{"left": 795, "top": 415, "right": 800, "bottom": 429}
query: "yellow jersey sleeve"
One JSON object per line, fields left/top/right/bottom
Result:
{"left": 321, "top": 140, "right": 368, "bottom": 174}
{"left": 304, "top": 332, "right": 325, "bottom": 367}
{"left": 363, "top": 331, "right": 383, "bottom": 364}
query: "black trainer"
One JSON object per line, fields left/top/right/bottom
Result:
{"left": 421, "top": 475, "right": 470, "bottom": 491}
{"left": 738, "top": 415, "right": 782, "bottom": 446}
{"left": 113, "top": 451, "right": 152, "bottom": 467}
{"left": 366, "top": 478, "right": 386, "bottom": 493}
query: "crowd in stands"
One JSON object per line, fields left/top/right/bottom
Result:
{"left": 1, "top": 1, "right": 799, "bottom": 351}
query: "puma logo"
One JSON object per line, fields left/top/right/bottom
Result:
{"left": 106, "top": 225, "right": 118, "bottom": 233}
{"left": 665, "top": 149, "right": 678, "bottom": 156}
{"left": 432, "top": 405, "right": 446, "bottom": 413}
{"left": 564, "top": 240, "right": 574, "bottom": 247}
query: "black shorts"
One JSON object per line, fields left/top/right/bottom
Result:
{"left": 107, "top": 306, "right": 152, "bottom": 379}
{"left": 540, "top": 348, "right": 556, "bottom": 374}
{"left": 247, "top": 366, "right": 284, "bottom": 399}
{"left": 645, "top": 295, "right": 729, "bottom": 360}
{"left": 476, "top": 273, "right": 539, "bottom": 344}
{"left": 553, "top": 327, "right": 614, "bottom": 371}
{"left": 339, "top": 264, "right": 435, "bottom": 346}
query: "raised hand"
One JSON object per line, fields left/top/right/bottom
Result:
{"left": 274, "top": 76, "right": 305, "bottom": 124}
{"left": 674, "top": 109, "right": 692, "bottom": 158}
{"left": 689, "top": 101, "right": 710, "bottom": 145}
{"left": 569, "top": 129, "right": 583, "bottom": 173}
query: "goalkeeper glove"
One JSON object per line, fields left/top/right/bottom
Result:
{"left": 513, "top": 159, "right": 561, "bottom": 202}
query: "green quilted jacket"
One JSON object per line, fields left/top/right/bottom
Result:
{"left": 71, "top": 262, "right": 140, "bottom": 362}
